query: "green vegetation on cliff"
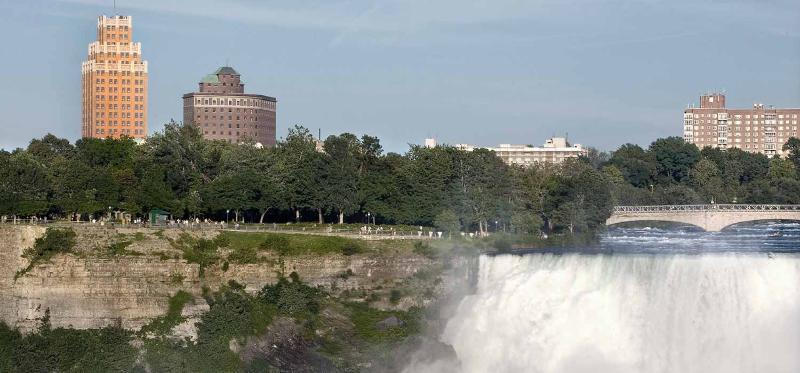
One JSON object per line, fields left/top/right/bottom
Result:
{"left": 0, "top": 271, "right": 422, "bottom": 372}
{"left": 15, "top": 227, "right": 76, "bottom": 279}
{"left": 223, "top": 231, "right": 363, "bottom": 258}
{"left": 0, "top": 311, "right": 137, "bottom": 373}
{"left": 139, "top": 290, "right": 193, "bottom": 336}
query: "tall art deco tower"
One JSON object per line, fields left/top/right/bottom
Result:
{"left": 81, "top": 15, "right": 148, "bottom": 139}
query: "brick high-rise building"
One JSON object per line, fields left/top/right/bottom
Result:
{"left": 683, "top": 93, "right": 800, "bottom": 157}
{"left": 81, "top": 15, "right": 148, "bottom": 139}
{"left": 183, "top": 66, "right": 277, "bottom": 146}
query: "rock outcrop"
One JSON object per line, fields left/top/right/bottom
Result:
{"left": 0, "top": 225, "right": 437, "bottom": 333}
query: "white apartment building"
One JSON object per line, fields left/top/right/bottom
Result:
{"left": 425, "top": 137, "right": 587, "bottom": 166}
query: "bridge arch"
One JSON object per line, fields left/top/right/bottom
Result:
{"left": 606, "top": 204, "right": 800, "bottom": 232}
{"left": 605, "top": 217, "right": 705, "bottom": 231}
{"left": 718, "top": 218, "right": 800, "bottom": 231}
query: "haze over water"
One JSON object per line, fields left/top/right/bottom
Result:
{"left": 599, "top": 222, "right": 800, "bottom": 254}
{"left": 410, "top": 222, "right": 800, "bottom": 373}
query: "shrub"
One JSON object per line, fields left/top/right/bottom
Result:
{"left": 223, "top": 232, "right": 367, "bottom": 256}
{"left": 228, "top": 246, "right": 259, "bottom": 264}
{"left": 341, "top": 242, "right": 361, "bottom": 256}
{"left": 259, "top": 234, "right": 290, "bottom": 255}
{"left": 139, "top": 290, "right": 193, "bottom": 336}
{"left": 107, "top": 240, "right": 141, "bottom": 256}
{"left": 346, "top": 302, "right": 419, "bottom": 344}
{"left": 16, "top": 228, "right": 76, "bottom": 279}
{"left": 174, "top": 234, "right": 222, "bottom": 276}
{"left": 258, "top": 272, "right": 321, "bottom": 317}
{"left": 168, "top": 273, "right": 185, "bottom": 285}
{"left": 412, "top": 241, "right": 437, "bottom": 258}
{"left": 493, "top": 237, "right": 512, "bottom": 253}
{"left": 2, "top": 320, "right": 137, "bottom": 372}
{"left": 389, "top": 290, "right": 402, "bottom": 304}
{"left": 212, "top": 233, "right": 230, "bottom": 248}
{"left": 338, "top": 268, "right": 355, "bottom": 279}
{"left": 434, "top": 209, "right": 461, "bottom": 235}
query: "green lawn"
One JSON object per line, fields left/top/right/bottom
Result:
{"left": 219, "top": 231, "right": 415, "bottom": 257}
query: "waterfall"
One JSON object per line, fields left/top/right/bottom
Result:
{"left": 414, "top": 253, "right": 800, "bottom": 373}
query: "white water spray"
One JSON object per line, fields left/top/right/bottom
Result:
{"left": 416, "top": 253, "right": 800, "bottom": 373}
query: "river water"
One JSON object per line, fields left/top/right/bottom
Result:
{"left": 411, "top": 222, "right": 800, "bottom": 373}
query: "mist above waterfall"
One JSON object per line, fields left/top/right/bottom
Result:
{"left": 408, "top": 240, "right": 800, "bottom": 372}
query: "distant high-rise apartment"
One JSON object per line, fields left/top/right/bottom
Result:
{"left": 683, "top": 93, "right": 800, "bottom": 157}
{"left": 183, "top": 67, "right": 277, "bottom": 146}
{"left": 81, "top": 15, "right": 148, "bottom": 139}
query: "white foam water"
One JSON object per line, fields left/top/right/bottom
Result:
{"left": 421, "top": 253, "right": 800, "bottom": 373}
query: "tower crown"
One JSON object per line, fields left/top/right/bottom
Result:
{"left": 199, "top": 66, "right": 244, "bottom": 94}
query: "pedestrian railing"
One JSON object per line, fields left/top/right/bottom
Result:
{"left": 613, "top": 204, "right": 800, "bottom": 213}
{"left": 0, "top": 218, "right": 442, "bottom": 240}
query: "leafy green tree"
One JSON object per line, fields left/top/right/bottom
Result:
{"left": 654, "top": 184, "right": 702, "bottom": 205}
{"left": 215, "top": 142, "right": 279, "bottom": 223}
{"left": 204, "top": 172, "right": 258, "bottom": 222}
{"left": 355, "top": 135, "right": 397, "bottom": 223}
{"left": 397, "top": 146, "right": 455, "bottom": 226}
{"left": 434, "top": 209, "right": 461, "bottom": 236}
{"left": 544, "top": 159, "right": 612, "bottom": 233}
{"left": 131, "top": 163, "right": 176, "bottom": 217}
{"left": 321, "top": 134, "right": 361, "bottom": 224}
{"left": 451, "top": 148, "right": 511, "bottom": 234}
{"left": 142, "top": 121, "right": 212, "bottom": 211}
{"left": 274, "top": 126, "right": 318, "bottom": 222}
{"left": 689, "top": 158, "right": 726, "bottom": 203}
{"left": 580, "top": 147, "right": 610, "bottom": 169}
{"left": 49, "top": 157, "right": 105, "bottom": 218}
{"left": 648, "top": 137, "right": 700, "bottom": 184}
{"left": 782, "top": 137, "right": 800, "bottom": 169}
{"left": 510, "top": 211, "right": 543, "bottom": 235}
{"left": 768, "top": 157, "right": 797, "bottom": 181}
{"left": 0, "top": 151, "right": 50, "bottom": 217}
{"left": 608, "top": 144, "right": 656, "bottom": 187}
{"left": 27, "top": 134, "right": 74, "bottom": 162}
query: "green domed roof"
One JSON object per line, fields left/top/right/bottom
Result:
{"left": 200, "top": 74, "right": 219, "bottom": 83}
{"left": 200, "top": 66, "right": 242, "bottom": 84}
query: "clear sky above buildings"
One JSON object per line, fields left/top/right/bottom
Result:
{"left": 1, "top": 0, "right": 798, "bottom": 153}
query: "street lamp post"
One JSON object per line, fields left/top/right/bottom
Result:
{"left": 226, "top": 209, "right": 230, "bottom": 224}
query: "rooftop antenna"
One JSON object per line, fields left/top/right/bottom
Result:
{"left": 113, "top": 0, "right": 117, "bottom": 15}
{"left": 318, "top": 128, "right": 321, "bottom": 141}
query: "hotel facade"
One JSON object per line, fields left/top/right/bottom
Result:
{"left": 683, "top": 93, "right": 800, "bottom": 157}
{"left": 183, "top": 67, "right": 277, "bottom": 146}
{"left": 427, "top": 137, "right": 587, "bottom": 166}
{"left": 81, "top": 15, "right": 148, "bottom": 139}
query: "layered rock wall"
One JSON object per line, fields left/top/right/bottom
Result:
{"left": 0, "top": 226, "right": 437, "bottom": 333}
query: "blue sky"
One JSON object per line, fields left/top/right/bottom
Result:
{"left": 0, "top": 0, "right": 798, "bottom": 153}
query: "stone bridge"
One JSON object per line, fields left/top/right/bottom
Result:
{"left": 606, "top": 204, "right": 800, "bottom": 232}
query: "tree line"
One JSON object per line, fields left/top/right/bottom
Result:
{"left": 3, "top": 121, "right": 800, "bottom": 235}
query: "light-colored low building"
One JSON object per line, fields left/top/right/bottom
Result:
{"left": 452, "top": 137, "right": 587, "bottom": 166}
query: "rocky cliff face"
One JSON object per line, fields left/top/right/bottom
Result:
{"left": 0, "top": 226, "right": 439, "bottom": 333}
